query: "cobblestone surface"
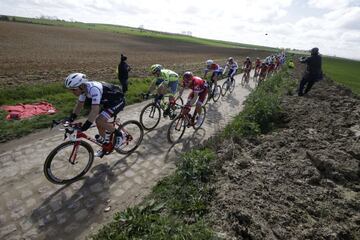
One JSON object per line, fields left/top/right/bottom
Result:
{"left": 0, "top": 74, "right": 254, "bottom": 239}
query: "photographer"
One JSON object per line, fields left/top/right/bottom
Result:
{"left": 298, "top": 47, "right": 323, "bottom": 96}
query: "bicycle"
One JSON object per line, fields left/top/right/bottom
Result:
{"left": 204, "top": 79, "right": 221, "bottom": 105}
{"left": 139, "top": 93, "right": 184, "bottom": 131}
{"left": 221, "top": 75, "right": 236, "bottom": 96}
{"left": 167, "top": 104, "right": 206, "bottom": 144}
{"left": 44, "top": 117, "right": 144, "bottom": 184}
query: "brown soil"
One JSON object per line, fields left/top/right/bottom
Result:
{"left": 0, "top": 21, "right": 271, "bottom": 87}
{"left": 210, "top": 79, "right": 360, "bottom": 239}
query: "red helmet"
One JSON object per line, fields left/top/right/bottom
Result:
{"left": 183, "top": 71, "right": 193, "bottom": 85}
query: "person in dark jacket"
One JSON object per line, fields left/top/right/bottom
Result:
{"left": 298, "top": 47, "right": 323, "bottom": 96}
{"left": 118, "top": 54, "right": 131, "bottom": 93}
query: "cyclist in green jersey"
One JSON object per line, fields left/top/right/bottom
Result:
{"left": 146, "top": 64, "right": 180, "bottom": 117}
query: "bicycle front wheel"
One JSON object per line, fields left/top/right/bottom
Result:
{"left": 212, "top": 85, "right": 221, "bottom": 102}
{"left": 115, "top": 120, "right": 144, "bottom": 154}
{"left": 193, "top": 106, "right": 207, "bottom": 130}
{"left": 140, "top": 103, "right": 161, "bottom": 131}
{"left": 44, "top": 141, "right": 94, "bottom": 185}
{"left": 167, "top": 115, "right": 186, "bottom": 144}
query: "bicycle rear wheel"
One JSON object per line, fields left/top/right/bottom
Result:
{"left": 229, "top": 79, "right": 236, "bottom": 93}
{"left": 167, "top": 115, "right": 186, "bottom": 144}
{"left": 193, "top": 106, "right": 207, "bottom": 130}
{"left": 115, "top": 120, "right": 144, "bottom": 154}
{"left": 212, "top": 85, "right": 221, "bottom": 102}
{"left": 44, "top": 141, "right": 94, "bottom": 185}
{"left": 140, "top": 103, "right": 161, "bottom": 131}
{"left": 221, "top": 80, "right": 229, "bottom": 96}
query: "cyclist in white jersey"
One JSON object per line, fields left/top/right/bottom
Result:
{"left": 64, "top": 73, "right": 125, "bottom": 156}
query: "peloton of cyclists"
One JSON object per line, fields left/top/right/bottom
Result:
{"left": 146, "top": 64, "right": 180, "bottom": 118}
{"left": 178, "top": 71, "right": 208, "bottom": 128}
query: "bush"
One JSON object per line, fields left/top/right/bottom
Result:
{"left": 224, "top": 69, "right": 295, "bottom": 137}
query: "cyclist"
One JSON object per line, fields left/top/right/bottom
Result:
{"left": 223, "top": 57, "right": 238, "bottom": 82}
{"left": 258, "top": 62, "right": 268, "bottom": 84}
{"left": 64, "top": 73, "right": 125, "bottom": 157}
{"left": 178, "top": 71, "right": 208, "bottom": 128}
{"left": 254, "top": 57, "right": 261, "bottom": 77}
{"left": 242, "top": 56, "right": 252, "bottom": 83}
{"left": 146, "top": 64, "right": 179, "bottom": 118}
{"left": 203, "top": 59, "right": 223, "bottom": 94}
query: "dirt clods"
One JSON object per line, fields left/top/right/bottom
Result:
{"left": 210, "top": 79, "right": 360, "bottom": 239}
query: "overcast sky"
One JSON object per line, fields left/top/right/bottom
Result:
{"left": 1, "top": 0, "right": 360, "bottom": 60}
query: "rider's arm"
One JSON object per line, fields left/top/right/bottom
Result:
{"left": 203, "top": 69, "right": 208, "bottom": 79}
{"left": 148, "top": 78, "right": 157, "bottom": 93}
{"left": 87, "top": 104, "right": 100, "bottom": 123}
{"left": 73, "top": 100, "right": 84, "bottom": 116}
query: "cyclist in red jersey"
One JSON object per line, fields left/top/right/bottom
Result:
{"left": 178, "top": 71, "right": 208, "bottom": 128}
{"left": 258, "top": 62, "right": 268, "bottom": 84}
{"left": 254, "top": 57, "right": 261, "bottom": 77}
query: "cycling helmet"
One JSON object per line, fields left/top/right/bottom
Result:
{"left": 183, "top": 71, "right": 193, "bottom": 85}
{"left": 228, "top": 57, "right": 234, "bottom": 62}
{"left": 311, "top": 47, "right": 319, "bottom": 56}
{"left": 150, "top": 64, "right": 162, "bottom": 74}
{"left": 206, "top": 59, "right": 213, "bottom": 66}
{"left": 64, "top": 73, "right": 88, "bottom": 89}
{"left": 246, "top": 56, "right": 250, "bottom": 60}
{"left": 256, "top": 57, "right": 260, "bottom": 60}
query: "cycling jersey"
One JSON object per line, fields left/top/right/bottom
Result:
{"left": 243, "top": 60, "right": 252, "bottom": 71}
{"left": 226, "top": 61, "right": 238, "bottom": 71}
{"left": 154, "top": 69, "right": 179, "bottom": 85}
{"left": 259, "top": 64, "right": 267, "bottom": 75}
{"left": 183, "top": 76, "right": 208, "bottom": 106}
{"left": 205, "top": 63, "right": 223, "bottom": 74}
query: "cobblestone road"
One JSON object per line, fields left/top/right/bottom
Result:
{"left": 0, "top": 74, "right": 254, "bottom": 239}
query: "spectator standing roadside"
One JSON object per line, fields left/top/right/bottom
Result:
{"left": 298, "top": 47, "right": 323, "bottom": 96}
{"left": 118, "top": 54, "right": 131, "bottom": 93}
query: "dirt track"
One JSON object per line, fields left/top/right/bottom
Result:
{"left": 0, "top": 21, "right": 270, "bottom": 87}
{"left": 210, "top": 79, "right": 360, "bottom": 239}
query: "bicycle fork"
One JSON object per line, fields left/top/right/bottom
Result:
{"left": 69, "top": 142, "right": 81, "bottom": 164}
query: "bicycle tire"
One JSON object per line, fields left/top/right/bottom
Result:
{"left": 212, "top": 85, "right": 221, "bottom": 102}
{"left": 221, "top": 80, "right": 229, "bottom": 96}
{"left": 167, "top": 115, "right": 186, "bottom": 144}
{"left": 44, "top": 140, "right": 94, "bottom": 185}
{"left": 139, "top": 103, "right": 161, "bottom": 131}
{"left": 115, "top": 120, "right": 144, "bottom": 154}
{"left": 229, "top": 79, "right": 236, "bottom": 93}
{"left": 193, "top": 106, "right": 207, "bottom": 130}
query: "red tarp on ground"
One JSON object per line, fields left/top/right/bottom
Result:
{"left": 0, "top": 102, "right": 57, "bottom": 120}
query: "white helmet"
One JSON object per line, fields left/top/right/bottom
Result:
{"left": 64, "top": 73, "right": 88, "bottom": 88}
{"left": 206, "top": 59, "right": 213, "bottom": 66}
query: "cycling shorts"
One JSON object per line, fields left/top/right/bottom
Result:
{"left": 101, "top": 98, "right": 125, "bottom": 120}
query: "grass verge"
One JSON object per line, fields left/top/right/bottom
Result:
{"left": 224, "top": 68, "right": 297, "bottom": 138}
{"left": 92, "top": 149, "right": 216, "bottom": 239}
{"left": 0, "top": 77, "right": 152, "bottom": 143}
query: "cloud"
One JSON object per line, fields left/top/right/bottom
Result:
{"left": 307, "top": 0, "right": 351, "bottom": 10}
